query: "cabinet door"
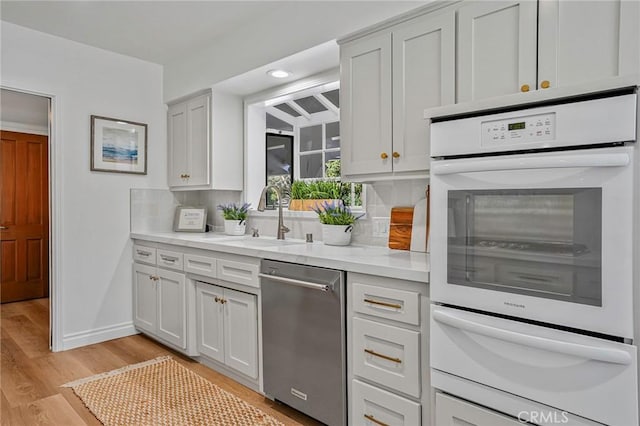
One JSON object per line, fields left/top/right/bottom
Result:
{"left": 223, "top": 288, "right": 258, "bottom": 379}
{"left": 167, "top": 102, "right": 188, "bottom": 187}
{"left": 457, "top": 1, "right": 537, "bottom": 102}
{"left": 340, "top": 31, "right": 393, "bottom": 176}
{"left": 392, "top": 11, "right": 455, "bottom": 173}
{"left": 538, "top": 0, "right": 640, "bottom": 90}
{"left": 435, "top": 393, "right": 521, "bottom": 426}
{"left": 133, "top": 263, "right": 157, "bottom": 334}
{"left": 156, "top": 268, "right": 186, "bottom": 349}
{"left": 186, "top": 94, "right": 211, "bottom": 187}
{"left": 196, "top": 283, "right": 225, "bottom": 363}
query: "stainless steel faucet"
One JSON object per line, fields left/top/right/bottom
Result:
{"left": 257, "top": 185, "right": 290, "bottom": 239}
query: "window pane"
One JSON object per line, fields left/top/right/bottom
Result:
{"left": 326, "top": 121, "right": 340, "bottom": 149}
{"left": 300, "top": 153, "right": 323, "bottom": 178}
{"left": 274, "top": 103, "right": 301, "bottom": 117}
{"left": 325, "top": 151, "right": 340, "bottom": 178}
{"left": 266, "top": 133, "right": 293, "bottom": 207}
{"left": 266, "top": 113, "right": 293, "bottom": 132}
{"left": 294, "top": 96, "right": 328, "bottom": 114}
{"left": 322, "top": 89, "right": 340, "bottom": 108}
{"left": 300, "top": 125, "right": 322, "bottom": 152}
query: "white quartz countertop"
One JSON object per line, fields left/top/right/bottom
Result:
{"left": 131, "top": 232, "right": 429, "bottom": 283}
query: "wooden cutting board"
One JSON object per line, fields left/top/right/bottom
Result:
{"left": 388, "top": 207, "right": 414, "bottom": 250}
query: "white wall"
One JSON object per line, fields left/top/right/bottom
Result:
{"left": 1, "top": 22, "right": 166, "bottom": 350}
{"left": 163, "top": 1, "right": 426, "bottom": 101}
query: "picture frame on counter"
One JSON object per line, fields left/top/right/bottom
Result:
{"left": 90, "top": 115, "right": 147, "bottom": 174}
{"left": 174, "top": 206, "right": 207, "bottom": 233}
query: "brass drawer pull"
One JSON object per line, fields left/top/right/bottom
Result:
{"left": 364, "top": 298, "right": 402, "bottom": 309}
{"left": 136, "top": 250, "right": 151, "bottom": 256}
{"left": 380, "top": 152, "right": 388, "bottom": 160}
{"left": 520, "top": 84, "right": 530, "bottom": 92}
{"left": 364, "top": 348, "right": 402, "bottom": 364}
{"left": 160, "top": 255, "right": 178, "bottom": 263}
{"left": 364, "top": 414, "right": 389, "bottom": 426}
{"left": 540, "top": 80, "right": 551, "bottom": 89}
{"left": 392, "top": 151, "right": 400, "bottom": 158}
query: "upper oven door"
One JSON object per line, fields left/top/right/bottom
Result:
{"left": 430, "top": 146, "right": 634, "bottom": 339}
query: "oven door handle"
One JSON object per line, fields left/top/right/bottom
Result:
{"left": 433, "top": 309, "right": 632, "bottom": 365}
{"left": 432, "top": 153, "right": 629, "bottom": 175}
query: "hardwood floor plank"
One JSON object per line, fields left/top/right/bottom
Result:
{"left": 11, "top": 394, "right": 86, "bottom": 426}
{"left": 1, "top": 298, "right": 322, "bottom": 426}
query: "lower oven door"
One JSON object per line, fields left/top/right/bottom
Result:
{"left": 431, "top": 305, "right": 638, "bottom": 425}
{"left": 430, "top": 146, "right": 634, "bottom": 338}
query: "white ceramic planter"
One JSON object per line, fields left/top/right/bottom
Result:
{"left": 224, "top": 220, "right": 246, "bottom": 236}
{"left": 322, "top": 224, "right": 353, "bottom": 246}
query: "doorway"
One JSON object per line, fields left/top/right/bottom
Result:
{"left": 0, "top": 89, "right": 51, "bottom": 342}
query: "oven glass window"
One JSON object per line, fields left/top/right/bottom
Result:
{"left": 447, "top": 188, "right": 602, "bottom": 306}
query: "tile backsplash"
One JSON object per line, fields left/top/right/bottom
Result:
{"left": 131, "top": 179, "right": 428, "bottom": 247}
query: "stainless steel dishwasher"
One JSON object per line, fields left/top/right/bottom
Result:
{"left": 260, "top": 259, "right": 346, "bottom": 426}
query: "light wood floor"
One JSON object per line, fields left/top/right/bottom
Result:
{"left": 1, "top": 298, "right": 322, "bottom": 425}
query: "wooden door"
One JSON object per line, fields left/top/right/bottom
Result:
{"left": 340, "top": 31, "right": 393, "bottom": 177}
{"left": 392, "top": 10, "right": 455, "bottom": 173}
{"left": 457, "top": 1, "right": 537, "bottom": 102}
{"left": 1, "top": 131, "right": 49, "bottom": 303}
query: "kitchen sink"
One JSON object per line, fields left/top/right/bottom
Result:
{"left": 225, "top": 237, "right": 306, "bottom": 247}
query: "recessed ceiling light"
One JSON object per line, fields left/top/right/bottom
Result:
{"left": 267, "top": 69, "right": 291, "bottom": 79}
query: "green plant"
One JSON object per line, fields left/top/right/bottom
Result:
{"left": 290, "top": 180, "right": 310, "bottom": 199}
{"left": 217, "top": 202, "right": 251, "bottom": 223}
{"left": 312, "top": 201, "right": 364, "bottom": 225}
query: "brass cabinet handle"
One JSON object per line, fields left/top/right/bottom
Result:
{"left": 214, "top": 296, "right": 220, "bottom": 303}
{"left": 364, "top": 298, "right": 402, "bottom": 309}
{"left": 392, "top": 152, "right": 400, "bottom": 158}
{"left": 380, "top": 152, "right": 388, "bottom": 159}
{"left": 520, "top": 84, "right": 530, "bottom": 92}
{"left": 364, "top": 348, "right": 402, "bottom": 364}
{"left": 0, "top": 226, "right": 8, "bottom": 230}
{"left": 149, "top": 275, "right": 159, "bottom": 281}
{"left": 364, "top": 414, "right": 389, "bottom": 426}
{"left": 541, "top": 80, "right": 551, "bottom": 89}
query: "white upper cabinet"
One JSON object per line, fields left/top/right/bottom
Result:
{"left": 538, "top": 0, "right": 640, "bottom": 90}
{"left": 457, "top": 1, "right": 538, "bottom": 102}
{"left": 340, "top": 9, "right": 455, "bottom": 179}
{"left": 392, "top": 12, "right": 455, "bottom": 173}
{"left": 457, "top": 0, "right": 640, "bottom": 101}
{"left": 340, "top": 31, "right": 393, "bottom": 177}
{"left": 168, "top": 91, "right": 243, "bottom": 191}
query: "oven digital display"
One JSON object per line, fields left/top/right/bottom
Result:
{"left": 508, "top": 122, "right": 526, "bottom": 131}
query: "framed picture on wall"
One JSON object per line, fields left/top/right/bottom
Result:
{"left": 90, "top": 115, "right": 147, "bottom": 174}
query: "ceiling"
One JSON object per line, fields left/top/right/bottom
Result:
{"left": 0, "top": 1, "right": 283, "bottom": 65}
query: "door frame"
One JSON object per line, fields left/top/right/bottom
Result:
{"left": 2, "top": 85, "right": 61, "bottom": 351}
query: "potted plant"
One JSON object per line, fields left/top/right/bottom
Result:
{"left": 312, "top": 201, "right": 364, "bottom": 246}
{"left": 217, "top": 203, "right": 250, "bottom": 235}
{"left": 288, "top": 179, "right": 345, "bottom": 211}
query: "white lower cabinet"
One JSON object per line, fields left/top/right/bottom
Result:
{"left": 348, "top": 272, "right": 429, "bottom": 425}
{"left": 133, "top": 262, "right": 187, "bottom": 351}
{"left": 196, "top": 281, "right": 258, "bottom": 379}
{"left": 353, "top": 379, "right": 421, "bottom": 426}
{"left": 435, "top": 393, "right": 521, "bottom": 426}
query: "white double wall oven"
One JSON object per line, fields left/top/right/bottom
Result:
{"left": 429, "top": 90, "right": 639, "bottom": 426}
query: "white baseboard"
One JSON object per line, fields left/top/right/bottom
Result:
{"left": 62, "top": 322, "right": 138, "bottom": 351}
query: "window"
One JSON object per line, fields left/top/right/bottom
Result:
{"left": 245, "top": 77, "right": 364, "bottom": 211}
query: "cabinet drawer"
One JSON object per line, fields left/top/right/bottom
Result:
{"left": 435, "top": 392, "right": 520, "bottom": 426}
{"left": 184, "top": 254, "right": 217, "bottom": 278}
{"left": 133, "top": 245, "right": 156, "bottom": 265}
{"left": 352, "top": 379, "right": 420, "bottom": 426}
{"left": 217, "top": 259, "right": 259, "bottom": 288}
{"left": 352, "top": 283, "right": 420, "bottom": 326}
{"left": 156, "top": 249, "right": 184, "bottom": 271}
{"left": 353, "top": 317, "right": 420, "bottom": 398}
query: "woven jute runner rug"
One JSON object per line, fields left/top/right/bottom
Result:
{"left": 62, "top": 356, "right": 284, "bottom": 426}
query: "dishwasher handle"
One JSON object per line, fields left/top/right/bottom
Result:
{"left": 258, "top": 273, "right": 331, "bottom": 292}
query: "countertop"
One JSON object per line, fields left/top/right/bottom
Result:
{"left": 131, "top": 231, "right": 429, "bottom": 283}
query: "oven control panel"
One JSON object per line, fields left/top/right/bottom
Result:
{"left": 481, "top": 113, "right": 556, "bottom": 147}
